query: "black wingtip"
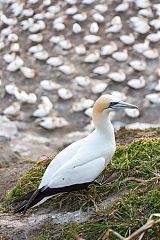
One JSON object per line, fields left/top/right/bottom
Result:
{"left": 13, "top": 190, "right": 35, "bottom": 203}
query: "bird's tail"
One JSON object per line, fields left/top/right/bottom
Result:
{"left": 14, "top": 187, "right": 49, "bottom": 214}
{"left": 13, "top": 190, "right": 35, "bottom": 203}
{"left": 14, "top": 182, "right": 93, "bottom": 214}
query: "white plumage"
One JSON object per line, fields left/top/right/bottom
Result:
{"left": 15, "top": 94, "right": 138, "bottom": 213}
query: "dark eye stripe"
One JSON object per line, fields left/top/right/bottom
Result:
{"left": 109, "top": 101, "right": 119, "bottom": 108}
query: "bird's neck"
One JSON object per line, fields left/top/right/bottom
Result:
{"left": 92, "top": 110, "right": 113, "bottom": 133}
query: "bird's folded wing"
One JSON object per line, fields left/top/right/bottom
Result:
{"left": 46, "top": 157, "right": 105, "bottom": 189}
{"left": 39, "top": 138, "right": 85, "bottom": 188}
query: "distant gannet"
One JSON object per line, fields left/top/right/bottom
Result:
{"left": 14, "top": 94, "right": 138, "bottom": 213}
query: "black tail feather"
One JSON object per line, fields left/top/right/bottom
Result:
{"left": 14, "top": 181, "right": 93, "bottom": 214}
{"left": 13, "top": 190, "right": 35, "bottom": 203}
{"left": 14, "top": 201, "right": 27, "bottom": 213}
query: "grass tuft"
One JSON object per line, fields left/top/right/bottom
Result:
{"left": 6, "top": 131, "right": 160, "bottom": 239}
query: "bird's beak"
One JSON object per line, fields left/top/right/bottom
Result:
{"left": 110, "top": 100, "right": 138, "bottom": 109}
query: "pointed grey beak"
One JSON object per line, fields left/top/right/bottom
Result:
{"left": 110, "top": 100, "right": 138, "bottom": 109}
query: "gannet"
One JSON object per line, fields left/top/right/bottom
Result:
{"left": 20, "top": 66, "right": 36, "bottom": 79}
{"left": 6, "top": 56, "right": 24, "bottom": 72}
{"left": 72, "top": 98, "right": 94, "bottom": 112}
{"left": 57, "top": 88, "right": 73, "bottom": 100}
{"left": 91, "top": 82, "right": 108, "bottom": 94}
{"left": 10, "top": 43, "right": 20, "bottom": 52}
{"left": 7, "top": 33, "right": 18, "bottom": 42}
{"left": 14, "top": 94, "right": 138, "bottom": 213}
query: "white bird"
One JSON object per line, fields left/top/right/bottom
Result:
{"left": 138, "top": 8, "right": 153, "bottom": 17}
{"left": 49, "top": 35, "right": 65, "bottom": 44}
{"left": 34, "top": 50, "right": 49, "bottom": 60}
{"left": 58, "top": 64, "right": 75, "bottom": 75}
{"left": 92, "top": 64, "right": 110, "bottom": 76}
{"left": 94, "top": 4, "right": 108, "bottom": 13}
{"left": 20, "top": 18, "right": 34, "bottom": 30}
{"left": 53, "top": 22, "right": 65, "bottom": 31}
{"left": 5, "top": 83, "right": 18, "bottom": 95}
{"left": 146, "top": 32, "right": 160, "bottom": 42}
{"left": 72, "top": 13, "right": 87, "bottom": 22}
{"left": 93, "top": 12, "right": 104, "bottom": 23}
{"left": 84, "top": 35, "right": 101, "bottom": 44}
{"left": 28, "top": 33, "right": 43, "bottom": 43}
{"left": 14, "top": 94, "right": 138, "bottom": 213}
{"left": 143, "top": 48, "right": 159, "bottom": 59}
{"left": 72, "top": 23, "right": 82, "bottom": 33}
{"left": 3, "top": 53, "right": 16, "bottom": 63}
{"left": 91, "top": 82, "right": 107, "bottom": 94}
{"left": 1, "top": 14, "right": 17, "bottom": 26}
{"left": 82, "top": 0, "right": 95, "bottom": 5}
{"left": 8, "top": 33, "right": 19, "bottom": 42}
{"left": 65, "top": 6, "right": 78, "bottom": 15}
{"left": 72, "top": 98, "right": 94, "bottom": 112}
{"left": 112, "top": 49, "right": 128, "bottom": 62}
{"left": 130, "top": 16, "right": 150, "bottom": 34}
{"left": 1, "top": 27, "right": 12, "bottom": 37}
{"left": 3, "top": 102, "right": 21, "bottom": 116}
{"left": 135, "top": 0, "right": 150, "bottom": 9}
{"left": 38, "top": 116, "right": 68, "bottom": 130}
{"left": 84, "top": 50, "right": 100, "bottom": 63}
{"left": 22, "top": 8, "right": 34, "bottom": 17}
{"left": 75, "top": 44, "right": 86, "bottom": 55}
{"left": 74, "top": 76, "right": 91, "bottom": 87}
{"left": 46, "top": 56, "right": 64, "bottom": 67}
{"left": 58, "top": 40, "right": 72, "bottom": 50}
{"left": 108, "top": 70, "right": 126, "bottom": 82}
{"left": 145, "top": 93, "right": 160, "bottom": 104}
{"left": 127, "top": 76, "right": 146, "bottom": 89}
{"left": 10, "top": 43, "right": 20, "bottom": 52}
{"left": 28, "top": 44, "right": 43, "bottom": 53}
{"left": 125, "top": 108, "right": 140, "bottom": 118}
{"left": 15, "top": 90, "right": 28, "bottom": 103}
{"left": 27, "top": 93, "right": 37, "bottom": 104}
{"left": 133, "top": 40, "right": 149, "bottom": 53}
{"left": 129, "top": 60, "right": 146, "bottom": 71}
{"left": 20, "top": 67, "right": 36, "bottom": 78}
{"left": 120, "top": 33, "right": 135, "bottom": 45}
{"left": 40, "top": 80, "right": 60, "bottom": 91}
{"left": 89, "top": 22, "right": 99, "bottom": 34}
{"left": 105, "top": 16, "right": 122, "bottom": 33}
{"left": 58, "top": 88, "right": 73, "bottom": 100}
{"left": 115, "top": 2, "right": 129, "bottom": 12}
{"left": 100, "top": 42, "right": 118, "bottom": 56}
{"left": 150, "top": 18, "right": 160, "bottom": 30}
{"left": 6, "top": 57, "right": 24, "bottom": 72}
{"left": 32, "top": 96, "right": 53, "bottom": 117}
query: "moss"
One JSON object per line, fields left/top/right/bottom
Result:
{"left": 7, "top": 157, "right": 52, "bottom": 202}
{"left": 31, "top": 188, "right": 160, "bottom": 240}
{"left": 8, "top": 134, "right": 160, "bottom": 239}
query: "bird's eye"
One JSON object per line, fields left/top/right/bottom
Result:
{"left": 108, "top": 101, "right": 119, "bottom": 108}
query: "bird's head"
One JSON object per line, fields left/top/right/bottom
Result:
{"left": 92, "top": 94, "right": 138, "bottom": 127}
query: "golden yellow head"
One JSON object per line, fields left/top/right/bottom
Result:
{"left": 92, "top": 94, "right": 138, "bottom": 119}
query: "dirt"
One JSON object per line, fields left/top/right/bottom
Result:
{"left": 117, "top": 130, "right": 160, "bottom": 145}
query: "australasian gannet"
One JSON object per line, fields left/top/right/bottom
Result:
{"left": 14, "top": 94, "right": 138, "bottom": 213}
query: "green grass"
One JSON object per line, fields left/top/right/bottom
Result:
{"left": 6, "top": 131, "right": 160, "bottom": 239}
